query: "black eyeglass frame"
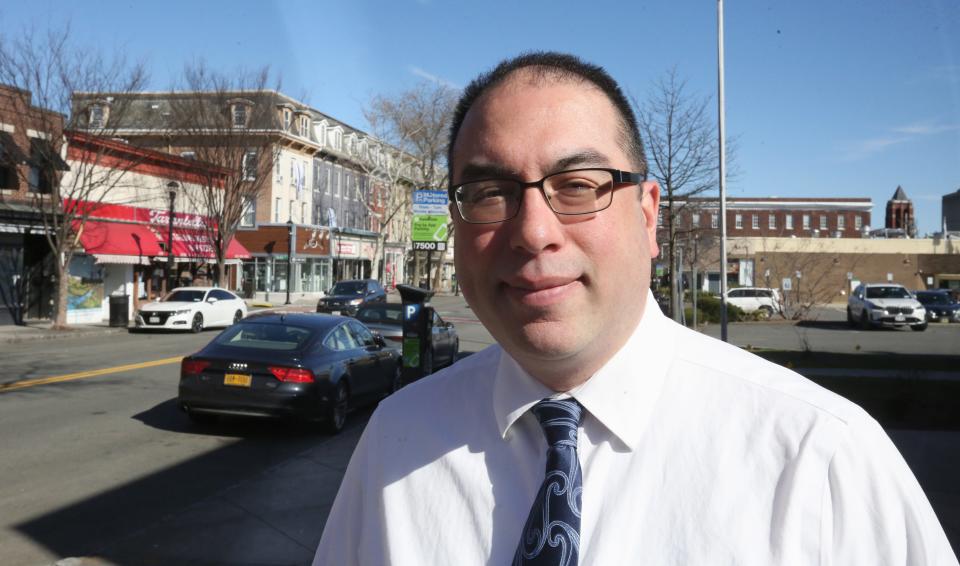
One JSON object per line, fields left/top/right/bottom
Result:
{"left": 448, "top": 167, "right": 646, "bottom": 224}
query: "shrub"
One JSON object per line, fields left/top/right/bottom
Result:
{"left": 687, "top": 294, "right": 746, "bottom": 324}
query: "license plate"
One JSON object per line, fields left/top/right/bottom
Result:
{"left": 895, "top": 314, "right": 905, "bottom": 322}
{"left": 331, "top": 310, "right": 341, "bottom": 316}
{"left": 150, "top": 316, "right": 159, "bottom": 323}
{"left": 224, "top": 373, "right": 252, "bottom": 387}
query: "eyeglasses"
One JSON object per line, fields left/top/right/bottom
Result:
{"left": 449, "top": 168, "right": 645, "bottom": 224}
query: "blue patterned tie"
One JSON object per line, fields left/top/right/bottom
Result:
{"left": 514, "top": 398, "right": 584, "bottom": 566}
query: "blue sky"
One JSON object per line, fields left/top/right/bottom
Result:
{"left": 4, "top": 0, "right": 958, "bottom": 233}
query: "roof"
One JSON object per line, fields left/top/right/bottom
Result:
{"left": 891, "top": 185, "right": 909, "bottom": 201}
{"left": 242, "top": 312, "right": 347, "bottom": 330}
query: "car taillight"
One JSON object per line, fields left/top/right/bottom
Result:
{"left": 182, "top": 359, "right": 210, "bottom": 375}
{"left": 269, "top": 366, "right": 314, "bottom": 383}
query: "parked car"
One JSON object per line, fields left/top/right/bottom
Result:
{"left": 847, "top": 283, "right": 927, "bottom": 331}
{"left": 723, "top": 287, "right": 781, "bottom": 318}
{"left": 354, "top": 303, "right": 459, "bottom": 373}
{"left": 913, "top": 290, "right": 960, "bottom": 323}
{"left": 178, "top": 313, "right": 401, "bottom": 433}
{"left": 135, "top": 287, "right": 246, "bottom": 332}
{"left": 316, "top": 279, "right": 387, "bottom": 316}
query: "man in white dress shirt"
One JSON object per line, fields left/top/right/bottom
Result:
{"left": 313, "top": 52, "right": 957, "bottom": 565}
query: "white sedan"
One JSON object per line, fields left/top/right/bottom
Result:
{"left": 135, "top": 287, "right": 247, "bottom": 332}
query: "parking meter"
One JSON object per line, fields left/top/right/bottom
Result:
{"left": 397, "top": 284, "right": 435, "bottom": 384}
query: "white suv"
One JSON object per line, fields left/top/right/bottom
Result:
{"left": 847, "top": 283, "right": 927, "bottom": 331}
{"left": 724, "top": 287, "right": 781, "bottom": 318}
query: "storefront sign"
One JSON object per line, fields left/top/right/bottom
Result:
{"left": 337, "top": 241, "right": 359, "bottom": 257}
{"left": 300, "top": 227, "right": 331, "bottom": 255}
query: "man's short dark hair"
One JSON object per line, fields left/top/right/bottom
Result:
{"left": 447, "top": 51, "right": 647, "bottom": 182}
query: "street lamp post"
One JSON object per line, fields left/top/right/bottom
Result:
{"left": 286, "top": 219, "right": 294, "bottom": 305}
{"left": 166, "top": 181, "right": 180, "bottom": 294}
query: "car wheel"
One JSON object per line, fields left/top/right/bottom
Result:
{"left": 757, "top": 305, "right": 773, "bottom": 320}
{"left": 233, "top": 310, "right": 243, "bottom": 324}
{"left": 859, "top": 310, "right": 872, "bottom": 330}
{"left": 326, "top": 381, "right": 349, "bottom": 434}
{"left": 846, "top": 307, "right": 855, "bottom": 327}
{"left": 911, "top": 323, "right": 928, "bottom": 332}
{"left": 191, "top": 312, "right": 204, "bottom": 333}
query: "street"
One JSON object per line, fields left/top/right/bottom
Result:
{"left": 0, "top": 296, "right": 957, "bottom": 565}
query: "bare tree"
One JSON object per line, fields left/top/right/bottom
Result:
{"left": 0, "top": 26, "right": 146, "bottom": 328}
{"left": 750, "top": 237, "right": 864, "bottom": 320}
{"left": 635, "top": 68, "right": 722, "bottom": 320}
{"left": 165, "top": 62, "right": 281, "bottom": 287}
{"left": 361, "top": 81, "right": 457, "bottom": 288}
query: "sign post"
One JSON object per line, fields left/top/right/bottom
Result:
{"left": 411, "top": 190, "right": 450, "bottom": 289}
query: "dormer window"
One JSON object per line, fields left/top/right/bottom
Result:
{"left": 283, "top": 109, "right": 292, "bottom": 131}
{"left": 299, "top": 115, "right": 310, "bottom": 137}
{"left": 233, "top": 105, "right": 247, "bottom": 127}
{"left": 228, "top": 98, "right": 254, "bottom": 128}
{"left": 316, "top": 121, "right": 328, "bottom": 146}
{"left": 89, "top": 104, "right": 107, "bottom": 128}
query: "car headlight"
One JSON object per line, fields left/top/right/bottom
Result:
{"left": 174, "top": 308, "right": 192, "bottom": 315}
{"left": 348, "top": 298, "right": 363, "bottom": 306}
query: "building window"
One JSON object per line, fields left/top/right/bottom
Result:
{"left": 89, "top": 104, "right": 105, "bottom": 128}
{"left": 657, "top": 209, "right": 663, "bottom": 227}
{"left": 283, "top": 109, "right": 292, "bottom": 131}
{"left": 242, "top": 150, "right": 258, "bottom": 181}
{"left": 240, "top": 198, "right": 255, "bottom": 227}
{"left": 838, "top": 216, "right": 846, "bottom": 230}
{"left": 711, "top": 214, "right": 718, "bottom": 229}
{"left": 820, "top": 215, "right": 827, "bottom": 230}
{"left": 855, "top": 215, "right": 863, "bottom": 230}
{"left": 180, "top": 151, "right": 196, "bottom": 160}
{"left": 334, "top": 166, "right": 341, "bottom": 197}
{"left": 301, "top": 203, "right": 308, "bottom": 224}
{"left": 274, "top": 197, "right": 282, "bottom": 222}
{"left": 768, "top": 214, "right": 776, "bottom": 229}
{"left": 289, "top": 160, "right": 296, "bottom": 186}
{"left": 786, "top": 214, "right": 794, "bottom": 230}
{"left": 233, "top": 105, "right": 248, "bottom": 128}
{"left": 803, "top": 214, "right": 811, "bottom": 230}
{"left": 289, "top": 200, "right": 295, "bottom": 223}
{"left": 735, "top": 214, "right": 743, "bottom": 229}
{"left": 299, "top": 116, "right": 310, "bottom": 137}
{"left": 751, "top": 214, "right": 759, "bottom": 229}
{"left": 692, "top": 213, "right": 700, "bottom": 228}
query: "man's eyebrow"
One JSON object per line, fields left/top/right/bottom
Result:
{"left": 457, "top": 162, "right": 520, "bottom": 182}
{"left": 456, "top": 150, "right": 613, "bottom": 183}
{"left": 551, "top": 150, "right": 611, "bottom": 172}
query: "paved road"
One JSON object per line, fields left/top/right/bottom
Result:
{"left": 0, "top": 298, "right": 956, "bottom": 564}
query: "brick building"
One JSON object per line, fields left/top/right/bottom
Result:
{"left": 0, "top": 85, "right": 67, "bottom": 325}
{"left": 659, "top": 197, "right": 873, "bottom": 240}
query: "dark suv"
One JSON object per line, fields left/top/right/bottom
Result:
{"left": 316, "top": 279, "right": 387, "bottom": 316}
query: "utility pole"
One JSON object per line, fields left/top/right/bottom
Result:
{"left": 717, "top": 0, "right": 729, "bottom": 342}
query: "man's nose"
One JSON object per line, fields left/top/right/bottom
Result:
{"left": 507, "top": 187, "right": 565, "bottom": 254}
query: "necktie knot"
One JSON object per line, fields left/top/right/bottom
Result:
{"left": 530, "top": 398, "right": 583, "bottom": 449}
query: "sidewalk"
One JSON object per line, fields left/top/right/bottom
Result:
{"left": 0, "top": 299, "right": 318, "bottom": 345}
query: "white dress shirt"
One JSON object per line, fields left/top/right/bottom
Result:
{"left": 314, "top": 294, "right": 958, "bottom": 565}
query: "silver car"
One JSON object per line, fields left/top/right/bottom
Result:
{"left": 354, "top": 303, "right": 459, "bottom": 374}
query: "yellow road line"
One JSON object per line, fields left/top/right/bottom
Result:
{"left": 0, "top": 356, "right": 184, "bottom": 393}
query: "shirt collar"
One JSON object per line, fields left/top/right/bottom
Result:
{"left": 493, "top": 290, "right": 677, "bottom": 450}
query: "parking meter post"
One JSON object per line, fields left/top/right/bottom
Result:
{"left": 397, "top": 284, "right": 435, "bottom": 385}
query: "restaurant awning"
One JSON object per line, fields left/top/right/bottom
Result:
{"left": 75, "top": 221, "right": 163, "bottom": 260}
{"left": 154, "top": 227, "right": 252, "bottom": 260}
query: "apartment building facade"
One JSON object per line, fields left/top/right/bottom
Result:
{"left": 71, "top": 90, "right": 420, "bottom": 301}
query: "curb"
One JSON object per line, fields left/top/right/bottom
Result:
{"left": 1, "top": 326, "right": 128, "bottom": 345}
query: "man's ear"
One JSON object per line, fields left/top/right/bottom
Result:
{"left": 640, "top": 181, "right": 661, "bottom": 259}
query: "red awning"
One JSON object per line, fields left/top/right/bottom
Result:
{"left": 75, "top": 221, "right": 163, "bottom": 257}
{"left": 154, "top": 227, "right": 252, "bottom": 260}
